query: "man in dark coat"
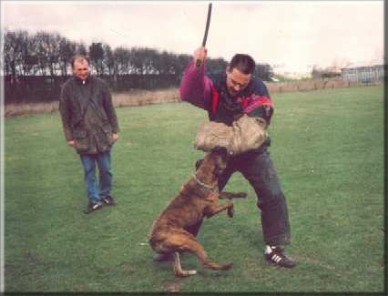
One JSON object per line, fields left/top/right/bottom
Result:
{"left": 59, "top": 54, "right": 120, "bottom": 214}
{"left": 179, "top": 47, "right": 296, "bottom": 268}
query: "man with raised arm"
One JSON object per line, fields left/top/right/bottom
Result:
{"left": 179, "top": 47, "right": 296, "bottom": 268}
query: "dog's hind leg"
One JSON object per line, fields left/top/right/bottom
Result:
{"left": 179, "top": 235, "right": 233, "bottom": 271}
{"left": 173, "top": 252, "right": 197, "bottom": 277}
{"left": 168, "top": 232, "right": 232, "bottom": 274}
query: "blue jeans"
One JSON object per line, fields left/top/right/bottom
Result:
{"left": 80, "top": 150, "right": 112, "bottom": 203}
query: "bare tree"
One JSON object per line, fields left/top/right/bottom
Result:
{"left": 89, "top": 42, "right": 104, "bottom": 75}
{"left": 59, "top": 37, "right": 77, "bottom": 76}
{"left": 3, "top": 30, "right": 30, "bottom": 78}
{"left": 113, "top": 47, "right": 131, "bottom": 75}
{"left": 102, "top": 43, "right": 114, "bottom": 76}
{"left": 31, "top": 31, "right": 62, "bottom": 76}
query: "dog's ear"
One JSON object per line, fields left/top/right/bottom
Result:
{"left": 195, "top": 159, "right": 204, "bottom": 170}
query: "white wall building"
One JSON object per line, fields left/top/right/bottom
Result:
{"left": 341, "top": 60, "right": 385, "bottom": 83}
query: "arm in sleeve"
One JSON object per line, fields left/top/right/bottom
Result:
{"left": 102, "top": 83, "right": 120, "bottom": 133}
{"left": 179, "top": 60, "right": 213, "bottom": 110}
{"left": 59, "top": 85, "right": 74, "bottom": 141}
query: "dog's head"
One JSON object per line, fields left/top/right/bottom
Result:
{"left": 195, "top": 146, "right": 229, "bottom": 177}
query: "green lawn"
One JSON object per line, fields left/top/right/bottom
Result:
{"left": 3, "top": 85, "right": 385, "bottom": 293}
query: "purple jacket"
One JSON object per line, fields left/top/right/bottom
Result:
{"left": 180, "top": 60, "right": 274, "bottom": 126}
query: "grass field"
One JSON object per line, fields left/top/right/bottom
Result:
{"left": 3, "top": 85, "right": 385, "bottom": 293}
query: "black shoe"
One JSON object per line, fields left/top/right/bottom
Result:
{"left": 83, "top": 201, "right": 104, "bottom": 214}
{"left": 102, "top": 195, "right": 116, "bottom": 206}
{"left": 153, "top": 253, "right": 174, "bottom": 262}
{"left": 265, "top": 246, "right": 296, "bottom": 268}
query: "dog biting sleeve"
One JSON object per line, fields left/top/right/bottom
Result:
{"left": 194, "top": 114, "right": 268, "bottom": 155}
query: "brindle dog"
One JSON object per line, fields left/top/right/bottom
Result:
{"left": 149, "top": 147, "right": 247, "bottom": 277}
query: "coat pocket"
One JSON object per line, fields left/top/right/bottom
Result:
{"left": 73, "top": 130, "right": 90, "bottom": 153}
{"left": 102, "top": 127, "right": 114, "bottom": 146}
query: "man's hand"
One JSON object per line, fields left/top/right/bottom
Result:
{"left": 67, "top": 140, "right": 75, "bottom": 148}
{"left": 112, "top": 133, "right": 120, "bottom": 142}
{"left": 194, "top": 47, "right": 207, "bottom": 66}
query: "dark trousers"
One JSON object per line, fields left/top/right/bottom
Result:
{"left": 189, "top": 147, "right": 291, "bottom": 247}
{"left": 220, "top": 148, "right": 291, "bottom": 246}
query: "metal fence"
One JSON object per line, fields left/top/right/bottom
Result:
{"left": 341, "top": 65, "right": 385, "bottom": 84}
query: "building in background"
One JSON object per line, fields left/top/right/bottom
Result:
{"left": 341, "top": 59, "right": 385, "bottom": 83}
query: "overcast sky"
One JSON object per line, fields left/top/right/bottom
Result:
{"left": 1, "top": 0, "right": 384, "bottom": 72}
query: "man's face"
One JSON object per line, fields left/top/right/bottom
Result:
{"left": 226, "top": 67, "right": 252, "bottom": 96}
{"left": 72, "top": 58, "right": 91, "bottom": 81}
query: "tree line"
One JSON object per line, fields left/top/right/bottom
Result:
{"left": 2, "top": 30, "right": 274, "bottom": 103}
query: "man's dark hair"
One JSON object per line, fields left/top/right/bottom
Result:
{"left": 71, "top": 54, "right": 91, "bottom": 68}
{"left": 229, "top": 54, "right": 256, "bottom": 75}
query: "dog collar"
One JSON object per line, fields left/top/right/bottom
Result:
{"left": 192, "top": 173, "right": 217, "bottom": 190}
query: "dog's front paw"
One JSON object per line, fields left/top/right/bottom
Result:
{"left": 227, "top": 205, "right": 234, "bottom": 218}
